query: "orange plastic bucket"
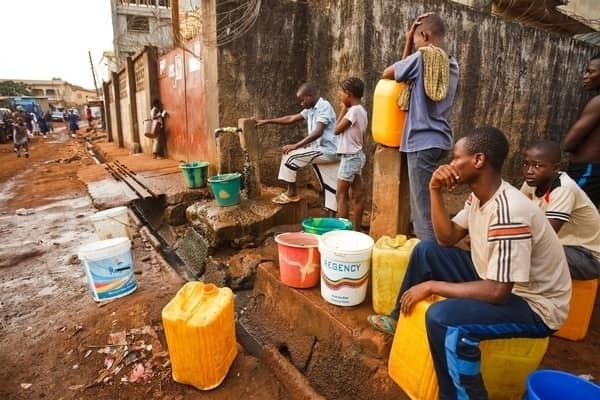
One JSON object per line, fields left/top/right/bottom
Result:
{"left": 274, "top": 232, "right": 320, "bottom": 288}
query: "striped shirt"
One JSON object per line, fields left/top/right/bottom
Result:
{"left": 453, "top": 180, "right": 571, "bottom": 330}
{"left": 520, "top": 172, "right": 600, "bottom": 262}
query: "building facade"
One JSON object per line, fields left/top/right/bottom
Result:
{"left": 0, "top": 78, "right": 97, "bottom": 111}
{"left": 110, "top": 0, "right": 174, "bottom": 69}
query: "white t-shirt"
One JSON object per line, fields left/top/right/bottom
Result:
{"left": 520, "top": 172, "right": 600, "bottom": 262}
{"left": 337, "top": 104, "right": 367, "bottom": 154}
{"left": 453, "top": 181, "right": 571, "bottom": 330}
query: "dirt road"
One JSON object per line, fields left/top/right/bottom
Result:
{"left": 0, "top": 128, "right": 286, "bottom": 400}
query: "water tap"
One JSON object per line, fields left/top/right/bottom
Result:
{"left": 214, "top": 127, "right": 242, "bottom": 137}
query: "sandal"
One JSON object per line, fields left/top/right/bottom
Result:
{"left": 272, "top": 192, "right": 301, "bottom": 205}
{"left": 367, "top": 315, "right": 397, "bottom": 335}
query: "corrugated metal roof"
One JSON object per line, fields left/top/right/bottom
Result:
{"left": 574, "top": 32, "right": 600, "bottom": 47}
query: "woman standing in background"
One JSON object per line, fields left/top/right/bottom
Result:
{"left": 150, "top": 99, "right": 166, "bottom": 159}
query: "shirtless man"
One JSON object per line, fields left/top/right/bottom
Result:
{"left": 562, "top": 54, "right": 600, "bottom": 207}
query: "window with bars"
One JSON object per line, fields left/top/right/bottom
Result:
{"left": 119, "top": 0, "right": 170, "bottom": 8}
{"left": 119, "top": 74, "right": 128, "bottom": 99}
{"left": 127, "top": 15, "right": 150, "bottom": 33}
{"left": 134, "top": 57, "right": 145, "bottom": 91}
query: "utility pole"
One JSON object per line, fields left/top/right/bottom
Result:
{"left": 171, "top": 0, "right": 180, "bottom": 48}
{"left": 88, "top": 51, "right": 99, "bottom": 98}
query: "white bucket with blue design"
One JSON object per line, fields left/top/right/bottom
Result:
{"left": 78, "top": 237, "right": 137, "bottom": 301}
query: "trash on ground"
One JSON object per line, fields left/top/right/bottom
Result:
{"left": 108, "top": 331, "right": 127, "bottom": 345}
{"left": 16, "top": 208, "right": 35, "bottom": 216}
{"left": 83, "top": 325, "right": 170, "bottom": 389}
{"left": 70, "top": 324, "right": 83, "bottom": 337}
{"left": 579, "top": 374, "right": 595, "bottom": 381}
{"left": 20, "top": 383, "right": 32, "bottom": 389}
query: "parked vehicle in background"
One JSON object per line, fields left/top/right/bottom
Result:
{"left": 8, "top": 98, "right": 43, "bottom": 117}
{"left": 0, "top": 107, "right": 13, "bottom": 143}
{"left": 91, "top": 106, "right": 102, "bottom": 119}
{"left": 51, "top": 107, "right": 65, "bottom": 121}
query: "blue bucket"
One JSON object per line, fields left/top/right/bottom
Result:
{"left": 208, "top": 172, "right": 241, "bottom": 206}
{"left": 525, "top": 369, "right": 600, "bottom": 400}
{"left": 302, "top": 217, "right": 353, "bottom": 235}
{"left": 180, "top": 161, "right": 209, "bottom": 188}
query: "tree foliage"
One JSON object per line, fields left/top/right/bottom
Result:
{"left": 0, "top": 80, "right": 32, "bottom": 96}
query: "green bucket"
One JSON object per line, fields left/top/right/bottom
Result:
{"left": 180, "top": 161, "right": 209, "bottom": 188}
{"left": 302, "top": 217, "right": 353, "bottom": 235}
{"left": 208, "top": 172, "right": 241, "bottom": 206}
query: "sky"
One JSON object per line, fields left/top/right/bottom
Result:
{"left": 0, "top": 0, "right": 114, "bottom": 90}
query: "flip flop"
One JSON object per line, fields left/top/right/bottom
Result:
{"left": 367, "top": 314, "right": 397, "bottom": 335}
{"left": 272, "top": 192, "right": 301, "bottom": 205}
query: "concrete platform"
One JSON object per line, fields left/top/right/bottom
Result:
{"left": 186, "top": 190, "right": 309, "bottom": 248}
{"left": 81, "top": 141, "right": 210, "bottom": 211}
{"left": 240, "top": 262, "right": 408, "bottom": 400}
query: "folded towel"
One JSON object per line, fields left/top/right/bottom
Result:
{"left": 419, "top": 45, "right": 450, "bottom": 102}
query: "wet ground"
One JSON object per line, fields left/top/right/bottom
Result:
{"left": 0, "top": 125, "right": 598, "bottom": 399}
{"left": 0, "top": 127, "right": 288, "bottom": 400}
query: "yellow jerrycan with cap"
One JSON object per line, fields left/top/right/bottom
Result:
{"left": 371, "top": 79, "right": 409, "bottom": 147}
{"left": 162, "top": 282, "right": 237, "bottom": 390}
{"left": 371, "top": 234, "right": 420, "bottom": 314}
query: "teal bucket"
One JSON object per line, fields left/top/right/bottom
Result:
{"left": 525, "top": 370, "right": 600, "bottom": 400}
{"left": 302, "top": 217, "right": 353, "bottom": 235}
{"left": 180, "top": 161, "right": 209, "bottom": 188}
{"left": 208, "top": 172, "right": 242, "bottom": 206}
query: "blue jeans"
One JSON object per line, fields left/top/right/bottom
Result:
{"left": 390, "top": 241, "right": 553, "bottom": 399}
{"left": 406, "top": 149, "right": 448, "bottom": 240}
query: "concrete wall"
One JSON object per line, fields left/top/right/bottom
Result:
{"left": 216, "top": 0, "right": 597, "bottom": 198}
{"left": 106, "top": 47, "right": 159, "bottom": 152}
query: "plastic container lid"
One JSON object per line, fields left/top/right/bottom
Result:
{"left": 77, "top": 237, "right": 131, "bottom": 261}
{"left": 302, "top": 217, "right": 353, "bottom": 234}
{"left": 89, "top": 206, "right": 128, "bottom": 221}
{"left": 180, "top": 161, "right": 209, "bottom": 169}
{"left": 208, "top": 172, "right": 241, "bottom": 183}
{"left": 319, "top": 230, "right": 374, "bottom": 254}
{"left": 275, "top": 232, "right": 319, "bottom": 248}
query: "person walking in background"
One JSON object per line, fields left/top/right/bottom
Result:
{"left": 62, "top": 110, "right": 69, "bottom": 130}
{"left": 13, "top": 117, "right": 30, "bottom": 158}
{"left": 150, "top": 98, "right": 166, "bottom": 159}
{"left": 13, "top": 106, "right": 27, "bottom": 126}
{"left": 561, "top": 54, "right": 600, "bottom": 207}
{"left": 334, "top": 77, "right": 367, "bottom": 231}
{"left": 30, "top": 112, "right": 40, "bottom": 135}
{"left": 44, "top": 110, "right": 54, "bottom": 134}
{"left": 382, "top": 12, "right": 459, "bottom": 240}
{"left": 38, "top": 111, "right": 49, "bottom": 137}
{"left": 255, "top": 83, "right": 339, "bottom": 209}
{"left": 67, "top": 109, "right": 78, "bottom": 138}
{"left": 367, "top": 127, "right": 571, "bottom": 399}
{"left": 85, "top": 105, "right": 94, "bottom": 130}
{"left": 520, "top": 140, "right": 600, "bottom": 279}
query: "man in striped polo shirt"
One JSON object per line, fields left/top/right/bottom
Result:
{"left": 368, "top": 126, "right": 571, "bottom": 399}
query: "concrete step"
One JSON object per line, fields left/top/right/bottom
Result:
{"left": 240, "top": 262, "right": 408, "bottom": 400}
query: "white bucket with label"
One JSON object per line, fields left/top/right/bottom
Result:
{"left": 90, "top": 206, "right": 132, "bottom": 240}
{"left": 78, "top": 237, "right": 137, "bottom": 301}
{"left": 319, "top": 230, "right": 374, "bottom": 306}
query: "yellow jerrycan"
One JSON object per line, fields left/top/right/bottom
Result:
{"left": 371, "top": 79, "right": 408, "bottom": 147}
{"left": 162, "top": 282, "right": 237, "bottom": 390}
{"left": 371, "top": 234, "right": 419, "bottom": 314}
